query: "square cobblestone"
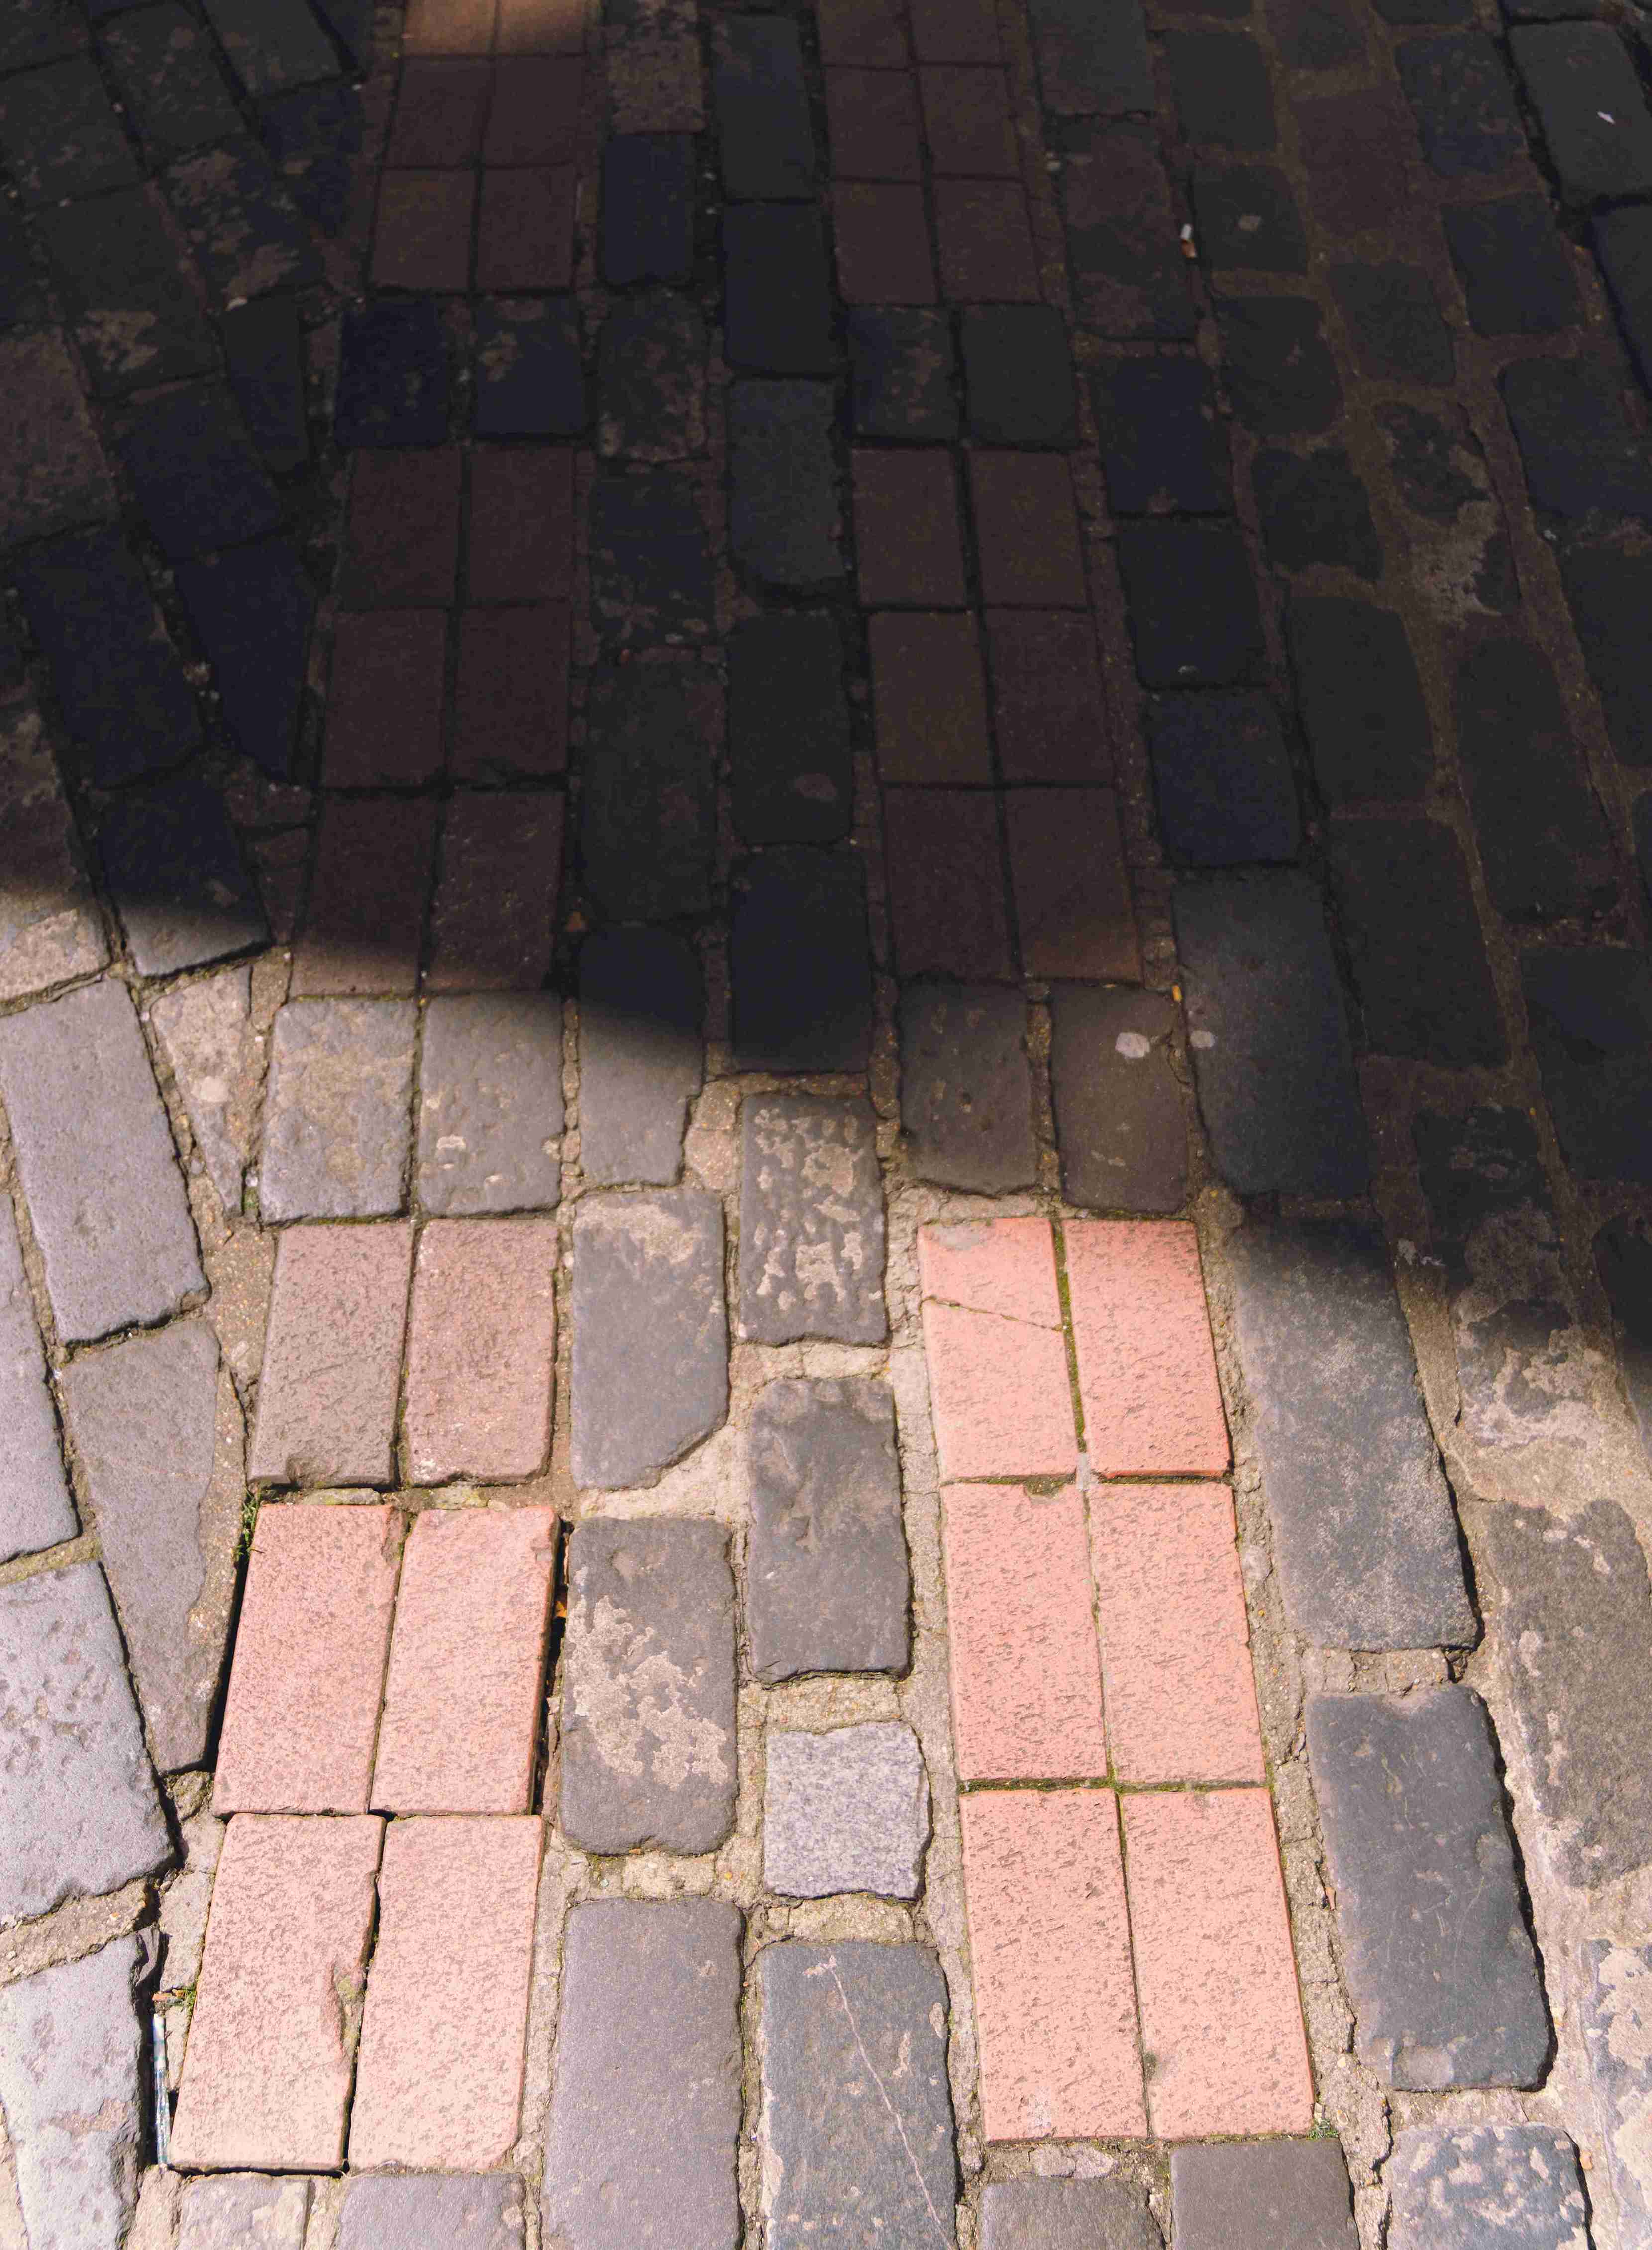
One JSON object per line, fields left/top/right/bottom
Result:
{"left": 339, "top": 2177, "right": 523, "bottom": 2250}
{"left": 1456, "top": 636, "right": 1614, "bottom": 922}
{"left": 962, "top": 306, "right": 1078, "bottom": 446}
{"left": 731, "top": 847, "right": 873, "bottom": 1070}
{"left": 1513, "top": 22, "right": 1652, "bottom": 204}
{"left": 599, "top": 290, "right": 706, "bottom": 461}
{"left": 1444, "top": 193, "right": 1581, "bottom": 334}
{"left": 0, "top": 701, "right": 107, "bottom": 1005}
{"left": 222, "top": 295, "right": 309, "bottom": 472}
{"left": 99, "top": 772, "right": 267, "bottom": 977}
{"left": 1147, "top": 692, "right": 1299, "bottom": 864}
{"left": 0, "top": 1196, "right": 75, "bottom": 1565}
{"left": 39, "top": 190, "right": 215, "bottom": 398}
{"left": 1253, "top": 445, "right": 1382, "bottom": 578}
{"left": 177, "top": 536, "right": 314, "bottom": 781}
{"left": 730, "top": 380, "right": 844, "bottom": 587}
{"left": 589, "top": 469, "right": 713, "bottom": 643}
{"left": 418, "top": 992, "right": 563, "bottom": 1213}
{"left": 765, "top": 1723, "right": 928, "bottom": 1898}
{"left": 715, "top": 15, "right": 815, "bottom": 197}
{"left": 1165, "top": 29, "right": 1276, "bottom": 151}
{"left": 180, "top": 2176, "right": 311, "bottom": 2250}
{"left": 1094, "top": 355, "right": 1228, "bottom": 511}
{"left": 1328, "top": 819, "right": 1505, "bottom": 1064}
{"left": 259, "top": 998, "right": 416, "bottom": 1221}
{"left": 983, "top": 2180, "right": 1161, "bottom": 2250}
{"left": 0, "top": 1934, "right": 146, "bottom": 2250}
{"left": 1560, "top": 539, "right": 1652, "bottom": 769}
{"left": 1523, "top": 946, "right": 1652, "bottom": 1181}
{"left": 475, "top": 297, "right": 586, "bottom": 435}
{"left": 740, "top": 1094, "right": 886, "bottom": 1343}
{"left": 1027, "top": 0, "right": 1146, "bottom": 109}
{"left": 1059, "top": 121, "right": 1194, "bottom": 337}
{"left": 1398, "top": 30, "right": 1525, "bottom": 176}
{"left": 1191, "top": 164, "right": 1306, "bottom": 271}
{"left": 0, "top": 58, "right": 137, "bottom": 206}
{"left": 1117, "top": 521, "right": 1264, "bottom": 685}
{"left": 1171, "top": 2143, "right": 1356, "bottom": 2250}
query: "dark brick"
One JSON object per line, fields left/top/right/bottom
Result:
{"left": 1376, "top": 0, "right": 1468, "bottom": 20}
{"left": 1327, "top": 818, "right": 1504, "bottom": 1064}
{"left": 730, "top": 381, "right": 843, "bottom": 588}
{"left": 1444, "top": 195, "right": 1582, "bottom": 335}
{"left": 1093, "top": 357, "right": 1228, "bottom": 513}
{"left": 847, "top": 309, "right": 959, "bottom": 440}
{"left": 598, "top": 291, "right": 705, "bottom": 461}
{"left": 826, "top": 66, "right": 922, "bottom": 181}
{"left": 1217, "top": 296, "right": 1341, "bottom": 434}
{"left": 835, "top": 182, "right": 937, "bottom": 305}
{"left": 1595, "top": 1214, "right": 1652, "bottom": 1456}
{"left": 293, "top": 795, "right": 436, "bottom": 996}
{"left": 39, "top": 190, "right": 215, "bottom": 397}
{"left": 1267, "top": 0, "right": 1362, "bottom": 67}
{"left": 738, "top": 1094, "right": 886, "bottom": 1342}
{"left": 1639, "top": 793, "right": 1652, "bottom": 899}
{"left": 1374, "top": 400, "right": 1517, "bottom": 615}
{"left": 1455, "top": 635, "right": 1615, "bottom": 922}
{"left": 426, "top": 789, "right": 564, "bottom": 991}
{"left": 1116, "top": 522, "right": 1266, "bottom": 686}
{"left": 1523, "top": 945, "right": 1652, "bottom": 1180}
{"left": 1286, "top": 597, "right": 1432, "bottom": 802}
{"left": 475, "top": 164, "right": 575, "bottom": 291}
{"left": 15, "top": 530, "right": 200, "bottom": 785}
{"left": 485, "top": 55, "right": 582, "bottom": 162}
{"left": 578, "top": 930, "right": 701, "bottom": 1188}
{"left": 1560, "top": 536, "right": 1652, "bottom": 766}
{"left": 1501, "top": 355, "right": 1652, "bottom": 519}
{"left": 714, "top": 16, "right": 816, "bottom": 199}
{"left": 581, "top": 662, "right": 716, "bottom": 921}
{"left": 1147, "top": 692, "right": 1300, "bottom": 864}
{"left": 0, "top": 207, "right": 45, "bottom": 333}
{"left": 729, "top": 614, "right": 852, "bottom": 845}
{"left": 202, "top": 0, "right": 337, "bottom": 93}
{"left": 871, "top": 612, "right": 991, "bottom": 783}
{"left": 452, "top": 603, "right": 570, "bottom": 780}
{"left": 1172, "top": 2144, "right": 1357, "bottom": 2250}
{"left": 1007, "top": 787, "right": 1137, "bottom": 979}
{"left": 258, "top": 81, "right": 361, "bottom": 234}
{"left": 475, "top": 298, "right": 586, "bottom": 437}
{"left": 987, "top": 609, "right": 1110, "bottom": 782}
{"left": 912, "top": 0, "right": 999, "bottom": 62}
{"left": 1389, "top": 2126, "right": 1585, "bottom": 2250}
{"left": 221, "top": 295, "right": 308, "bottom": 475}
{"left": 961, "top": 307, "right": 1078, "bottom": 446}
{"left": 166, "top": 139, "right": 321, "bottom": 301}
{"left": 334, "top": 299, "right": 448, "bottom": 447}
{"left": 323, "top": 611, "right": 446, "bottom": 786}
{"left": 1253, "top": 447, "right": 1381, "bottom": 579}
{"left": 882, "top": 788, "right": 1014, "bottom": 977}
{"left": 724, "top": 205, "right": 837, "bottom": 374}
{"left": 1596, "top": 205, "right": 1652, "bottom": 396}
{"left": 99, "top": 773, "right": 266, "bottom": 976}
{"left": 175, "top": 537, "right": 314, "bottom": 780}
{"left": 732, "top": 849, "right": 873, "bottom": 1071}
{"left": 1513, "top": 24, "right": 1652, "bottom": 205}
{"left": 899, "top": 982, "right": 1036, "bottom": 1192}
{"left": 921, "top": 63, "right": 1018, "bottom": 175}
{"left": 819, "top": 0, "right": 908, "bottom": 66}
{"left": 0, "top": 332, "right": 113, "bottom": 548}
{"left": 934, "top": 180, "right": 1039, "bottom": 302}
{"left": 1059, "top": 120, "right": 1195, "bottom": 339}
{"left": 1164, "top": 32, "right": 1276, "bottom": 151}
{"left": 589, "top": 470, "right": 713, "bottom": 645}
{"left": 341, "top": 447, "right": 460, "bottom": 606}
{"left": 853, "top": 448, "right": 967, "bottom": 605}
{"left": 468, "top": 446, "right": 573, "bottom": 602}
{"left": 387, "top": 56, "right": 488, "bottom": 163}
{"left": 1191, "top": 166, "right": 1306, "bottom": 273}
{"left": 1331, "top": 262, "right": 1453, "bottom": 384}
{"left": 0, "top": 59, "right": 135, "bottom": 207}
{"left": 1028, "top": 0, "right": 1152, "bottom": 113}
{"left": 970, "top": 452, "right": 1087, "bottom": 605}
{"left": 1398, "top": 32, "right": 1525, "bottom": 177}
{"left": 1295, "top": 87, "right": 1420, "bottom": 233}
{"left": 117, "top": 385, "right": 279, "bottom": 562}
{"left": 603, "top": 134, "right": 694, "bottom": 284}
{"left": 103, "top": 3, "right": 241, "bottom": 153}
{"left": 1049, "top": 984, "right": 1186, "bottom": 1212}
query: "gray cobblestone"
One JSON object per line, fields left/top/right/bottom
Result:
{"left": 259, "top": 997, "right": 416, "bottom": 1221}
{"left": 983, "top": 2179, "right": 1162, "bottom": 2250}
{"left": 180, "top": 2175, "right": 311, "bottom": 2250}
{"left": 570, "top": 1192, "right": 728, "bottom": 1487}
{"left": 1170, "top": 2143, "right": 1355, "bottom": 2249}
{"left": 150, "top": 964, "right": 253, "bottom": 1215}
{"left": 578, "top": 930, "right": 702, "bottom": 1187}
{"left": 0, "top": 1932, "right": 145, "bottom": 2250}
{"left": 899, "top": 982, "right": 1037, "bottom": 1195}
{"left": 0, "top": 699, "right": 107, "bottom": 1003}
{"left": 739, "top": 1095, "right": 886, "bottom": 1344}
{"left": 0, "top": 1194, "right": 76, "bottom": 1564}
{"left": 1581, "top": 1941, "right": 1652, "bottom": 2248}
{"left": 581, "top": 664, "right": 717, "bottom": 922}
{"left": 1388, "top": 2123, "right": 1586, "bottom": 2248}
{"left": 730, "top": 381, "right": 844, "bottom": 590}
{"left": 1049, "top": 985, "right": 1186, "bottom": 1213}
{"left": 764, "top": 1722, "right": 929, "bottom": 1898}
{"left": 416, "top": 993, "right": 563, "bottom": 1215}
{"left": 339, "top": 2175, "right": 523, "bottom": 2250}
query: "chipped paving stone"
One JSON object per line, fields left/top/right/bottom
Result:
{"left": 1387, "top": 2124, "right": 1588, "bottom": 2249}
{"left": 739, "top": 1093, "right": 886, "bottom": 1344}
{"left": 0, "top": 1933, "right": 145, "bottom": 2250}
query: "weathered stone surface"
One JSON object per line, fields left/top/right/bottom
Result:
{"left": 247, "top": 1223, "right": 413, "bottom": 1486}
{"left": 581, "top": 662, "right": 716, "bottom": 920}
{"left": 714, "top": 15, "right": 815, "bottom": 196}
{"left": 259, "top": 997, "right": 416, "bottom": 1220}
{"left": 544, "top": 1901, "right": 742, "bottom": 2250}
{"left": 180, "top": 2176, "right": 310, "bottom": 2250}
{"left": 1523, "top": 947, "right": 1652, "bottom": 1184}
{"left": 1373, "top": 402, "right": 1515, "bottom": 620}
{"left": 1582, "top": 1940, "right": 1652, "bottom": 2246}
{"left": 899, "top": 981, "right": 1036, "bottom": 1194}
{"left": 1228, "top": 1222, "right": 1475, "bottom": 1650}
{"left": 570, "top": 1192, "right": 727, "bottom": 1487}
{"left": 759, "top": 1941, "right": 956, "bottom": 2250}
{"left": 746, "top": 1378, "right": 910, "bottom": 1680}
{"left": 1387, "top": 2124, "right": 1587, "bottom": 2249}
{"left": 739, "top": 1095, "right": 886, "bottom": 1344}
{"left": 1049, "top": 985, "right": 1186, "bottom": 1213}
{"left": 97, "top": 772, "right": 268, "bottom": 975}
{"left": 559, "top": 1517, "right": 737, "bottom": 1853}
{"left": 0, "top": 333, "right": 115, "bottom": 547}
{"left": 0, "top": 1563, "right": 170, "bottom": 1926}
{"left": 764, "top": 1723, "right": 929, "bottom": 1898}
{"left": 151, "top": 964, "right": 253, "bottom": 1213}
{"left": 0, "top": 700, "right": 106, "bottom": 1001}
{"left": 339, "top": 2176, "right": 524, "bottom": 2250}
{"left": 1171, "top": 2143, "right": 1356, "bottom": 2249}
{"left": 0, "top": 1195, "right": 76, "bottom": 1564}
{"left": 983, "top": 2180, "right": 1161, "bottom": 2250}
{"left": 1307, "top": 1689, "right": 1549, "bottom": 2088}
{"left": 579, "top": 930, "right": 702, "bottom": 1187}
{"left": 416, "top": 993, "right": 563, "bottom": 1214}
{"left": 0, "top": 1933, "right": 144, "bottom": 2250}
{"left": 59, "top": 1316, "right": 236, "bottom": 1772}
{"left": 729, "top": 381, "right": 843, "bottom": 588}
{"left": 599, "top": 290, "right": 705, "bottom": 460}
{"left": 0, "top": 978, "right": 203, "bottom": 1343}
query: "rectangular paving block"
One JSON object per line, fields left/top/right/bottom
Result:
{"left": 900, "top": 982, "right": 1037, "bottom": 1195}
{"left": 417, "top": 992, "right": 564, "bottom": 1214}
{"left": 1226, "top": 1222, "right": 1476, "bottom": 1650}
{"left": 0, "top": 332, "right": 117, "bottom": 548}
{"left": 1065, "top": 1220, "right": 1229, "bottom": 1477}
{"left": 942, "top": 1484, "right": 1106, "bottom": 1781}
{"left": 0, "top": 978, "right": 204, "bottom": 1344}
{"left": 1049, "top": 986, "right": 1187, "bottom": 1215}
{"left": 765, "top": 1721, "right": 929, "bottom": 1898}
{"left": 580, "top": 663, "right": 716, "bottom": 921}
{"left": 373, "top": 1505, "right": 555, "bottom": 1813}
{"left": 919, "top": 1217, "right": 1077, "bottom": 1479}
{"left": 577, "top": 929, "right": 702, "bottom": 1186}
{"left": 544, "top": 1902, "right": 742, "bottom": 2250}
{"left": 1306, "top": 1689, "right": 1549, "bottom": 2088}
{"left": 961, "top": 1790, "right": 1144, "bottom": 2142}
{"left": 559, "top": 1517, "right": 737, "bottom": 1853}
{"left": 213, "top": 1503, "right": 400, "bottom": 1814}
{"left": 0, "top": 1932, "right": 145, "bottom": 2250}
{"left": 425, "top": 790, "right": 563, "bottom": 992}
{"left": 983, "top": 2182, "right": 1160, "bottom": 2250}
{"left": 350, "top": 1816, "right": 541, "bottom": 2169}
{"left": 259, "top": 998, "right": 417, "bottom": 1221}
{"left": 1170, "top": 2143, "right": 1357, "bottom": 2250}
{"left": 746, "top": 1377, "right": 911, "bottom": 1681}
{"left": 729, "top": 381, "right": 843, "bottom": 587}
{"left": 180, "top": 2176, "right": 311, "bottom": 2250}
{"left": 170, "top": 1814, "right": 383, "bottom": 2172}
{"left": 739, "top": 1095, "right": 887, "bottom": 1344}
{"left": 1388, "top": 2124, "right": 1588, "bottom": 2250}
{"left": 0, "top": 1193, "right": 76, "bottom": 1563}
{"left": 1091, "top": 1483, "right": 1262, "bottom": 1785}
{"left": 0, "top": 699, "right": 107, "bottom": 1003}
{"left": 292, "top": 795, "right": 437, "bottom": 996}
{"left": 1123, "top": 1788, "right": 1313, "bottom": 2138}
{"left": 714, "top": 15, "right": 816, "bottom": 196}
{"left": 338, "top": 2176, "right": 525, "bottom": 2249}
{"left": 728, "top": 612, "right": 853, "bottom": 844}
{"left": 98, "top": 772, "right": 269, "bottom": 977}
{"left": 730, "top": 846, "right": 873, "bottom": 1072}
{"left": 403, "top": 1218, "right": 557, "bottom": 1482}
{"left": 248, "top": 1223, "right": 413, "bottom": 1486}
{"left": 1006, "top": 789, "right": 1140, "bottom": 981}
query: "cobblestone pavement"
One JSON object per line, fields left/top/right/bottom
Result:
{"left": 6, "top": 0, "right": 1652, "bottom": 2243}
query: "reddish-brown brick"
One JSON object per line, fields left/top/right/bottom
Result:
{"left": 453, "top": 603, "right": 570, "bottom": 779}
{"left": 942, "top": 1483, "right": 1100, "bottom": 1775}
{"left": 920, "top": 66, "right": 1017, "bottom": 175}
{"left": 389, "top": 59, "right": 491, "bottom": 163}
{"left": 427, "top": 789, "right": 563, "bottom": 990}
{"left": 476, "top": 166, "right": 575, "bottom": 288}
{"left": 469, "top": 446, "right": 574, "bottom": 602}
{"left": 373, "top": 172, "right": 476, "bottom": 291}
{"left": 373, "top": 1505, "right": 556, "bottom": 1813}
{"left": 883, "top": 786, "right": 1013, "bottom": 978}
{"left": 1065, "top": 1220, "right": 1230, "bottom": 1477}
{"left": 935, "top": 180, "right": 1039, "bottom": 299}
{"left": 1005, "top": 787, "right": 1139, "bottom": 980}
{"left": 404, "top": 0, "right": 496, "bottom": 52}
{"left": 988, "top": 610, "right": 1111, "bottom": 783}
{"left": 834, "top": 183, "right": 937, "bottom": 303}
{"left": 248, "top": 1223, "right": 415, "bottom": 1487}
{"left": 819, "top": 0, "right": 907, "bottom": 65}
{"left": 292, "top": 797, "right": 439, "bottom": 997}
{"left": 826, "top": 68, "right": 923, "bottom": 180}
{"left": 214, "top": 1503, "right": 402, "bottom": 1814}
{"left": 485, "top": 56, "right": 584, "bottom": 161}
{"left": 910, "top": 0, "right": 999, "bottom": 61}
{"left": 403, "top": 1217, "right": 558, "bottom": 1482}
{"left": 853, "top": 449, "right": 966, "bottom": 605}
{"left": 1123, "top": 1789, "right": 1313, "bottom": 2138}
{"left": 919, "top": 1214, "right": 1063, "bottom": 1326}
{"left": 497, "top": 0, "right": 584, "bottom": 51}
{"left": 324, "top": 612, "right": 447, "bottom": 788}
{"left": 342, "top": 447, "right": 463, "bottom": 608}
{"left": 970, "top": 453, "right": 1087, "bottom": 606}
{"left": 961, "top": 1791, "right": 1145, "bottom": 2140}
{"left": 870, "top": 612, "right": 992, "bottom": 783}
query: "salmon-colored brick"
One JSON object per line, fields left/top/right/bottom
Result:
{"left": 941, "top": 1484, "right": 1103, "bottom": 1780}
{"left": 349, "top": 1816, "right": 542, "bottom": 2169}
{"left": 342, "top": 448, "right": 463, "bottom": 607}
{"left": 923, "top": 1302, "right": 1076, "bottom": 1479}
{"left": 934, "top": 180, "right": 1039, "bottom": 300}
{"left": 403, "top": 1218, "right": 558, "bottom": 1482}
{"left": 389, "top": 59, "right": 491, "bottom": 165}
{"left": 373, "top": 1506, "right": 556, "bottom": 1812}
{"left": 1065, "top": 1220, "right": 1229, "bottom": 1476}
{"left": 910, "top": 0, "right": 998, "bottom": 62}
{"left": 961, "top": 1790, "right": 1145, "bottom": 2139}
{"left": 248, "top": 1224, "right": 414, "bottom": 1488}
{"left": 1091, "top": 1484, "right": 1263, "bottom": 1785}
{"left": 214, "top": 1505, "right": 401, "bottom": 1815}
{"left": 1123, "top": 1789, "right": 1313, "bottom": 2138}
{"left": 818, "top": 0, "right": 908, "bottom": 64}
{"left": 919, "top": 1214, "right": 1061, "bottom": 1326}
{"left": 169, "top": 1815, "right": 383, "bottom": 2171}
{"left": 453, "top": 604, "right": 571, "bottom": 779}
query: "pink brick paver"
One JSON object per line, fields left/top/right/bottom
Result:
{"left": 372, "top": 1504, "right": 557, "bottom": 1812}
{"left": 170, "top": 1815, "right": 382, "bottom": 2171}
{"left": 349, "top": 1815, "right": 543, "bottom": 2169}
{"left": 1065, "top": 1220, "right": 1229, "bottom": 1477}
{"left": 1090, "top": 1483, "right": 1264, "bottom": 1785}
{"left": 918, "top": 1214, "right": 1061, "bottom": 1325}
{"left": 942, "top": 1483, "right": 1105, "bottom": 1780}
{"left": 1123, "top": 1788, "right": 1313, "bottom": 2139}
{"left": 247, "top": 1223, "right": 414, "bottom": 1487}
{"left": 402, "top": 1217, "right": 558, "bottom": 1482}
{"left": 920, "top": 1220, "right": 1075, "bottom": 1479}
{"left": 213, "top": 1505, "right": 401, "bottom": 1815}
{"left": 960, "top": 1789, "right": 1145, "bottom": 2141}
